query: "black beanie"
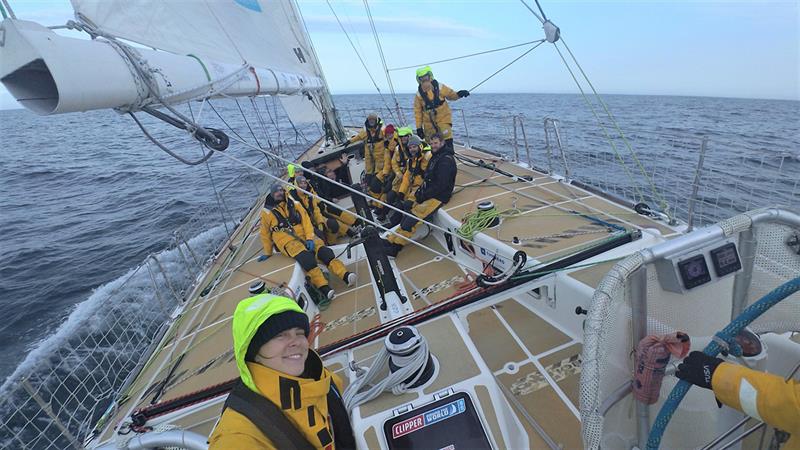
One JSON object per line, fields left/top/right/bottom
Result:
{"left": 245, "top": 310, "right": 310, "bottom": 362}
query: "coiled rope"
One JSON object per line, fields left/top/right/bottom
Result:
{"left": 343, "top": 327, "right": 430, "bottom": 411}
{"left": 457, "top": 207, "right": 524, "bottom": 240}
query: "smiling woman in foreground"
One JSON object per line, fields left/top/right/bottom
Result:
{"left": 209, "top": 294, "right": 355, "bottom": 449}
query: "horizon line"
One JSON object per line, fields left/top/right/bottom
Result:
{"left": 2, "top": 91, "right": 798, "bottom": 112}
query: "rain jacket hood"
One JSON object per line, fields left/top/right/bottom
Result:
{"left": 232, "top": 294, "right": 306, "bottom": 393}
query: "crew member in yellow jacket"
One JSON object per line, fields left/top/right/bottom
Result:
{"left": 292, "top": 173, "right": 359, "bottom": 244}
{"left": 343, "top": 113, "right": 388, "bottom": 203}
{"left": 208, "top": 294, "right": 355, "bottom": 449}
{"left": 413, "top": 66, "right": 469, "bottom": 151}
{"left": 259, "top": 183, "right": 356, "bottom": 301}
{"left": 377, "top": 126, "right": 413, "bottom": 221}
{"left": 289, "top": 174, "right": 326, "bottom": 239}
{"left": 677, "top": 351, "right": 799, "bottom": 448}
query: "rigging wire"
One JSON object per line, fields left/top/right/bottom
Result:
{"left": 188, "top": 101, "right": 232, "bottom": 236}
{"left": 234, "top": 98, "right": 264, "bottom": 150}
{"left": 518, "top": 0, "right": 545, "bottom": 24}
{"left": 363, "top": 0, "right": 406, "bottom": 125}
{"left": 515, "top": 0, "right": 668, "bottom": 214}
{"left": 324, "top": 0, "right": 399, "bottom": 125}
{"left": 129, "top": 113, "right": 216, "bottom": 166}
{"left": 559, "top": 37, "right": 669, "bottom": 212}
{"left": 390, "top": 39, "right": 545, "bottom": 72}
{"left": 248, "top": 97, "right": 276, "bottom": 150}
{"left": 534, "top": 0, "right": 549, "bottom": 22}
{"left": 468, "top": 40, "right": 545, "bottom": 92}
{"left": 550, "top": 42, "right": 649, "bottom": 205}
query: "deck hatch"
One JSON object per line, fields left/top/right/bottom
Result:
{"left": 382, "top": 392, "right": 490, "bottom": 449}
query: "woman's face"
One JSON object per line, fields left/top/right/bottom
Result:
{"left": 254, "top": 327, "right": 309, "bottom": 376}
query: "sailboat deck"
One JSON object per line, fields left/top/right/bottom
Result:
{"left": 94, "top": 140, "right": 679, "bottom": 446}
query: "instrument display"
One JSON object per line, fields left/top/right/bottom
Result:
{"left": 677, "top": 254, "right": 711, "bottom": 289}
{"left": 710, "top": 242, "right": 742, "bottom": 277}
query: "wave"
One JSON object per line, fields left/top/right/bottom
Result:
{"left": 0, "top": 224, "right": 229, "bottom": 448}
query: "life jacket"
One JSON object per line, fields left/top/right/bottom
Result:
{"left": 418, "top": 80, "right": 445, "bottom": 111}
{"left": 265, "top": 196, "right": 301, "bottom": 233}
{"left": 362, "top": 118, "right": 384, "bottom": 143}
{"left": 290, "top": 187, "right": 321, "bottom": 225}
{"left": 222, "top": 379, "right": 355, "bottom": 450}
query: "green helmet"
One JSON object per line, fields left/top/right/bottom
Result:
{"left": 232, "top": 294, "right": 305, "bottom": 393}
{"left": 416, "top": 66, "right": 433, "bottom": 81}
{"left": 397, "top": 126, "right": 413, "bottom": 137}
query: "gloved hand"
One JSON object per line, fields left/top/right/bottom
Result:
{"left": 416, "top": 128, "right": 424, "bottom": 139}
{"left": 676, "top": 351, "right": 724, "bottom": 390}
{"left": 257, "top": 254, "right": 270, "bottom": 262}
{"left": 305, "top": 239, "right": 316, "bottom": 252}
{"left": 457, "top": 90, "right": 470, "bottom": 98}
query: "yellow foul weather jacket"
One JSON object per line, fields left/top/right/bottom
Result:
{"left": 259, "top": 197, "right": 315, "bottom": 257}
{"left": 399, "top": 150, "right": 431, "bottom": 201}
{"left": 713, "top": 362, "right": 800, "bottom": 448}
{"left": 290, "top": 186, "right": 325, "bottom": 230}
{"left": 350, "top": 125, "right": 388, "bottom": 176}
{"left": 414, "top": 80, "right": 460, "bottom": 140}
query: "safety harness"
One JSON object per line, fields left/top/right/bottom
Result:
{"left": 418, "top": 80, "right": 445, "bottom": 111}
{"left": 290, "top": 188, "right": 321, "bottom": 227}
{"left": 223, "top": 380, "right": 355, "bottom": 450}
{"left": 418, "top": 80, "right": 445, "bottom": 134}
{"left": 267, "top": 200, "right": 301, "bottom": 234}
{"left": 363, "top": 119, "right": 384, "bottom": 173}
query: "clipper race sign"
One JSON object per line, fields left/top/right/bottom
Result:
{"left": 391, "top": 398, "right": 467, "bottom": 438}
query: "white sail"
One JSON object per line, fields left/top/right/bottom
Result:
{"left": 69, "top": 0, "right": 321, "bottom": 80}
{"left": 0, "top": 0, "right": 338, "bottom": 127}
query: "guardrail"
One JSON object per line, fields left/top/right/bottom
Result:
{"left": 0, "top": 170, "right": 268, "bottom": 450}
{"left": 337, "top": 105, "right": 797, "bottom": 229}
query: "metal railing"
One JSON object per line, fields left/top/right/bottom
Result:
{"left": 0, "top": 170, "right": 269, "bottom": 450}
{"left": 337, "top": 103, "right": 796, "bottom": 229}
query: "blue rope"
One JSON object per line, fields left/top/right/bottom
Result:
{"left": 646, "top": 276, "right": 800, "bottom": 449}
{"left": 570, "top": 210, "right": 627, "bottom": 232}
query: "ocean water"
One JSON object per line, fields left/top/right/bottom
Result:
{"left": 0, "top": 94, "right": 797, "bottom": 441}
